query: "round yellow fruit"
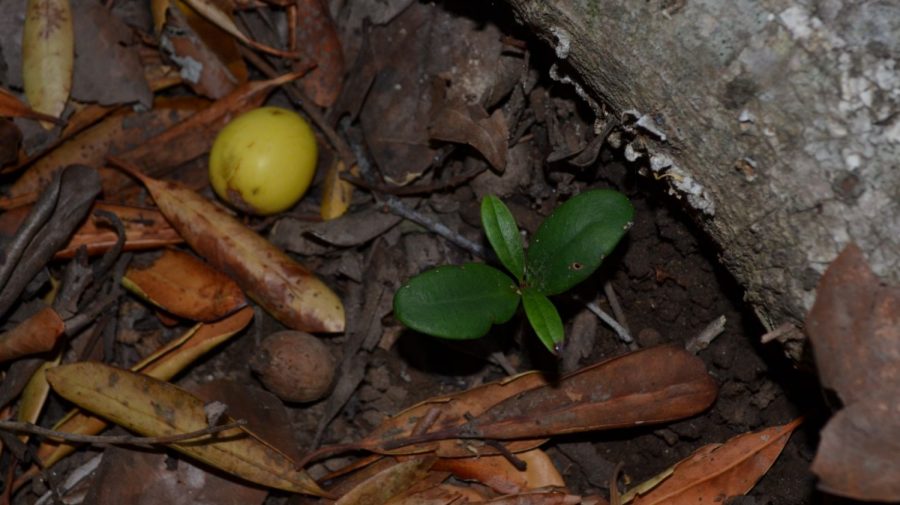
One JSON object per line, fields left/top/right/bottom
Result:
{"left": 209, "top": 106, "right": 317, "bottom": 215}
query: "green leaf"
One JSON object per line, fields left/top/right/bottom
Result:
{"left": 521, "top": 287, "right": 564, "bottom": 354}
{"left": 481, "top": 195, "right": 525, "bottom": 282}
{"left": 393, "top": 263, "right": 520, "bottom": 340}
{"left": 526, "top": 189, "right": 634, "bottom": 295}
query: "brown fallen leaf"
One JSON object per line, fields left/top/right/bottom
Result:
{"left": 45, "top": 361, "right": 327, "bottom": 496}
{"left": 21, "top": 307, "right": 253, "bottom": 482}
{"left": 386, "top": 482, "right": 490, "bottom": 505}
{"left": 0, "top": 87, "right": 62, "bottom": 124}
{"left": 805, "top": 244, "right": 900, "bottom": 501}
{"left": 433, "top": 448, "right": 564, "bottom": 495}
{"left": 484, "top": 489, "right": 582, "bottom": 505}
{"left": 0, "top": 306, "right": 65, "bottom": 363}
{"left": 1, "top": 102, "right": 202, "bottom": 208}
{"left": 0, "top": 202, "right": 183, "bottom": 259}
{"left": 381, "top": 345, "right": 716, "bottom": 454}
{"left": 429, "top": 100, "right": 508, "bottom": 172}
{"left": 623, "top": 418, "right": 802, "bottom": 504}
{"left": 359, "top": 370, "right": 549, "bottom": 458}
{"left": 123, "top": 248, "right": 247, "bottom": 322}
{"left": 292, "top": 0, "right": 344, "bottom": 108}
{"left": 110, "top": 158, "right": 345, "bottom": 333}
{"left": 22, "top": 0, "right": 74, "bottom": 127}
{"left": 335, "top": 457, "right": 436, "bottom": 505}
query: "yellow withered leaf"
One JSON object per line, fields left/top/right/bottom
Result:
{"left": 22, "top": 0, "right": 74, "bottom": 127}
{"left": 320, "top": 159, "right": 354, "bottom": 221}
{"left": 46, "top": 361, "right": 327, "bottom": 496}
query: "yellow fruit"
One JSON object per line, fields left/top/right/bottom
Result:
{"left": 209, "top": 106, "right": 317, "bottom": 215}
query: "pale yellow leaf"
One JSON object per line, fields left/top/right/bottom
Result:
{"left": 46, "top": 361, "right": 327, "bottom": 496}
{"left": 321, "top": 160, "right": 354, "bottom": 220}
{"left": 22, "top": 0, "right": 74, "bottom": 128}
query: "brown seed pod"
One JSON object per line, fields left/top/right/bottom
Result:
{"left": 250, "top": 331, "right": 336, "bottom": 403}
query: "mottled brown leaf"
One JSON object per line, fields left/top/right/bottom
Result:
{"left": 293, "top": 0, "right": 344, "bottom": 108}
{"left": 626, "top": 419, "right": 801, "bottom": 504}
{"left": 380, "top": 346, "right": 716, "bottom": 453}
{"left": 430, "top": 101, "right": 508, "bottom": 171}
{"left": 805, "top": 244, "right": 900, "bottom": 501}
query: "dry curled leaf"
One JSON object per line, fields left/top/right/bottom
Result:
{"left": 624, "top": 418, "right": 802, "bottom": 504}
{"left": 429, "top": 101, "right": 508, "bottom": 172}
{"left": 433, "top": 448, "right": 564, "bottom": 495}
{"left": 805, "top": 244, "right": 900, "bottom": 501}
{"left": 111, "top": 158, "right": 345, "bottom": 333}
{"left": 0, "top": 306, "right": 64, "bottom": 363}
{"left": 122, "top": 248, "right": 246, "bottom": 322}
{"left": 45, "top": 361, "right": 327, "bottom": 496}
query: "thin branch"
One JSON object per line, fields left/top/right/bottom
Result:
{"left": 603, "top": 281, "right": 630, "bottom": 334}
{"left": 580, "top": 298, "right": 636, "bottom": 349}
{"left": 685, "top": 315, "right": 726, "bottom": 354}
{"left": 0, "top": 419, "right": 247, "bottom": 447}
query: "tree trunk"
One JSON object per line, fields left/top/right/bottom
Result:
{"left": 503, "top": 0, "right": 900, "bottom": 331}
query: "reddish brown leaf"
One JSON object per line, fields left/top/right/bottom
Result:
{"left": 383, "top": 346, "right": 716, "bottom": 451}
{"left": 0, "top": 306, "right": 65, "bottom": 363}
{"left": 112, "top": 72, "right": 307, "bottom": 192}
{"left": 626, "top": 419, "right": 801, "bottom": 504}
{"left": 111, "top": 158, "right": 345, "bottom": 333}
{"left": 0, "top": 202, "right": 183, "bottom": 258}
{"left": 484, "top": 489, "right": 582, "bottom": 505}
{"left": 123, "top": 249, "right": 247, "bottom": 322}
{"left": 805, "top": 244, "right": 900, "bottom": 501}
{"left": 433, "top": 448, "right": 564, "bottom": 495}
{"left": 430, "top": 101, "right": 508, "bottom": 171}
{"left": 292, "top": 0, "right": 344, "bottom": 108}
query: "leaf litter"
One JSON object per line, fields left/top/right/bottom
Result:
{"left": 0, "top": 0, "right": 825, "bottom": 503}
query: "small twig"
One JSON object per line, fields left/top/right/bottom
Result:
{"left": 603, "top": 281, "right": 630, "bottom": 334}
{"left": 383, "top": 197, "right": 486, "bottom": 258}
{"left": 483, "top": 439, "right": 527, "bottom": 471}
{"left": 0, "top": 419, "right": 247, "bottom": 446}
{"left": 489, "top": 350, "right": 518, "bottom": 376}
{"left": 580, "top": 298, "right": 636, "bottom": 349}
{"left": 685, "top": 315, "right": 726, "bottom": 354}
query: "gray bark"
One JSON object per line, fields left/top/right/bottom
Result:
{"left": 503, "top": 0, "right": 900, "bottom": 330}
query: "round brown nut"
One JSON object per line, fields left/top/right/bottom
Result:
{"left": 250, "top": 331, "right": 336, "bottom": 403}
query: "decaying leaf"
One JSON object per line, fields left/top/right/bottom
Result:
{"left": 433, "top": 448, "right": 564, "bottom": 495}
{"left": 111, "top": 158, "right": 344, "bottom": 333}
{"left": 379, "top": 346, "right": 716, "bottom": 453}
{"left": 334, "top": 457, "right": 436, "bottom": 505}
{"left": 123, "top": 249, "right": 246, "bottom": 322}
{"left": 45, "top": 361, "right": 327, "bottom": 496}
{"left": 15, "top": 353, "right": 61, "bottom": 440}
{"left": 805, "top": 244, "right": 900, "bottom": 501}
{"left": 430, "top": 101, "right": 508, "bottom": 172}
{"left": 623, "top": 418, "right": 802, "bottom": 504}
{"left": 25, "top": 307, "right": 253, "bottom": 478}
{"left": 22, "top": 0, "right": 74, "bottom": 126}
{"left": 1, "top": 101, "right": 202, "bottom": 208}
{"left": 292, "top": 0, "right": 344, "bottom": 108}
{"left": 360, "top": 370, "right": 549, "bottom": 458}
{"left": 0, "top": 306, "right": 65, "bottom": 363}
{"left": 180, "top": 0, "right": 298, "bottom": 58}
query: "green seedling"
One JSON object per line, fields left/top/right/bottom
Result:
{"left": 393, "top": 189, "right": 634, "bottom": 353}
